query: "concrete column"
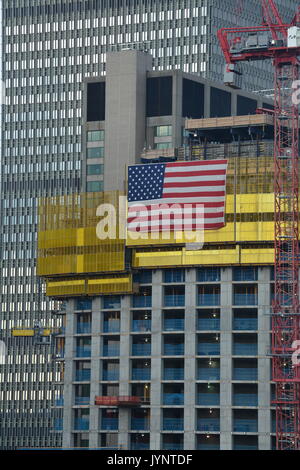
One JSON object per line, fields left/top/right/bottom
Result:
{"left": 150, "top": 270, "right": 163, "bottom": 450}
{"left": 204, "top": 84, "right": 211, "bottom": 118}
{"left": 89, "top": 297, "right": 101, "bottom": 448}
{"left": 184, "top": 268, "right": 197, "bottom": 450}
{"left": 104, "top": 50, "right": 152, "bottom": 191}
{"left": 118, "top": 295, "right": 131, "bottom": 450}
{"left": 220, "top": 268, "right": 233, "bottom": 450}
{"left": 62, "top": 299, "right": 76, "bottom": 448}
{"left": 172, "top": 71, "right": 183, "bottom": 148}
{"left": 257, "top": 267, "right": 271, "bottom": 450}
{"left": 231, "top": 92, "right": 238, "bottom": 117}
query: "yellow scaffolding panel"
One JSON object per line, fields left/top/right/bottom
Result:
{"left": 37, "top": 191, "right": 126, "bottom": 277}
{"left": 46, "top": 274, "right": 133, "bottom": 298}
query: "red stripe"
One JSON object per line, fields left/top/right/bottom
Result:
{"left": 164, "top": 169, "right": 226, "bottom": 178}
{"left": 162, "top": 191, "right": 225, "bottom": 198}
{"left": 164, "top": 180, "right": 225, "bottom": 188}
{"left": 128, "top": 223, "right": 225, "bottom": 232}
{"left": 127, "top": 211, "right": 224, "bottom": 224}
{"left": 166, "top": 160, "right": 228, "bottom": 168}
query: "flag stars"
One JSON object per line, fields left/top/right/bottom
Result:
{"left": 128, "top": 163, "right": 165, "bottom": 202}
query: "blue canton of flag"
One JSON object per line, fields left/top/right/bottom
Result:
{"left": 128, "top": 164, "right": 166, "bottom": 202}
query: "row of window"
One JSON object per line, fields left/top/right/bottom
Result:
{"left": 71, "top": 357, "right": 264, "bottom": 383}
{"left": 74, "top": 309, "right": 258, "bottom": 334}
{"left": 62, "top": 333, "right": 259, "bottom": 360}
{"left": 74, "top": 267, "right": 265, "bottom": 311}
{"left": 74, "top": 432, "right": 263, "bottom": 450}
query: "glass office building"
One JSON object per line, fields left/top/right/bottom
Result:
{"left": 1, "top": 0, "right": 297, "bottom": 450}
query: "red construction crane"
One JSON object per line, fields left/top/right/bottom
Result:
{"left": 218, "top": 1, "right": 300, "bottom": 450}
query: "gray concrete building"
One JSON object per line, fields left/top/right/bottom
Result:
{"left": 45, "top": 50, "right": 276, "bottom": 450}
{"left": 57, "top": 266, "right": 273, "bottom": 450}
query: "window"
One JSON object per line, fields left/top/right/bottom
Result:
{"left": 87, "top": 164, "right": 104, "bottom": 176}
{"left": 87, "top": 82, "right": 105, "bottom": 122}
{"left": 87, "top": 130, "right": 105, "bottom": 142}
{"left": 87, "top": 147, "right": 104, "bottom": 158}
{"left": 210, "top": 87, "right": 231, "bottom": 118}
{"left": 164, "top": 269, "right": 185, "bottom": 283}
{"left": 155, "top": 125, "right": 172, "bottom": 137}
{"left": 197, "top": 268, "right": 220, "bottom": 283}
{"left": 233, "top": 267, "right": 258, "bottom": 282}
{"left": 87, "top": 181, "right": 103, "bottom": 192}
{"left": 154, "top": 142, "right": 172, "bottom": 149}
{"left": 146, "top": 77, "right": 173, "bottom": 117}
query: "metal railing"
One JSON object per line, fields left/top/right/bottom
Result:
{"left": 164, "top": 344, "right": 184, "bottom": 356}
{"left": 103, "top": 346, "right": 120, "bottom": 357}
{"left": 132, "top": 344, "right": 151, "bottom": 356}
{"left": 163, "top": 368, "right": 184, "bottom": 380}
{"left": 76, "top": 323, "right": 91, "bottom": 334}
{"left": 197, "top": 444, "right": 220, "bottom": 450}
{"left": 233, "top": 319, "right": 258, "bottom": 330}
{"left": 233, "top": 294, "right": 257, "bottom": 306}
{"left": 103, "top": 321, "right": 120, "bottom": 333}
{"left": 163, "top": 319, "right": 185, "bottom": 331}
{"left": 233, "top": 394, "right": 258, "bottom": 406}
{"left": 197, "top": 319, "right": 220, "bottom": 331}
{"left": 197, "top": 343, "right": 220, "bottom": 356}
{"left": 131, "top": 418, "right": 150, "bottom": 431}
{"left": 197, "top": 419, "right": 220, "bottom": 432}
{"left": 233, "top": 368, "right": 258, "bottom": 380}
{"left": 76, "top": 347, "right": 91, "bottom": 358}
{"left": 102, "top": 371, "right": 119, "bottom": 381}
{"left": 101, "top": 419, "right": 119, "bottom": 431}
{"left": 75, "top": 370, "right": 91, "bottom": 382}
{"left": 132, "top": 369, "right": 151, "bottom": 381}
{"left": 197, "top": 294, "right": 220, "bottom": 306}
{"left": 197, "top": 369, "right": 220, "bottom": 381}
{"left": 163, "top": 418, "right": 184, "bottom": 431}
{"left": 197, "top": 393, "right": 220, "bottom": 406}
{"left": 233, "top": 344, "right": 258, "bottom": 356}
{"left": 233, "top": 419, "right": 258, "bottom": 432}
{"left": 163, "top": 444, "right": 184, "bottom": 450}
{"left": 132, "top": 297, "right": 152, "bottom": 308}
{"left": 131, "top": 443, "right": 150, "bottom": 450}
{"left": 233, "top": 444, "right": 258, "bottom": 450}
{"left": 74, "top": 418, "right": 89, "bottom": 431}
{"left": 163, "top": 393, "right": 184, "bottom": 405}
{"left": 132, "top": 320, "right": 151, "bottom": 332}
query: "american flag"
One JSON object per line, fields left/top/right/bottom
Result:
{"left": 127, "top": 160, "right": 228, "bottom": 233}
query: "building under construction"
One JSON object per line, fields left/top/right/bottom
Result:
{"left": 35, "top": 50, "right": 292, "bottom": 450}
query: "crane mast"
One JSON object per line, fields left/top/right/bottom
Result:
{"left": 218, "top": 1, "right": 300, "bottom": 450}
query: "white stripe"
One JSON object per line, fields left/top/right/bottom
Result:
{"left": 165, "top": 174, "right": 226, "bottom": 183}
{"left": 165, "top": 164, "right": 227, "bottom": 174}
{"left": 128, "top": 196, "right": 226, "bottom": 206}
{"left": 163, "top": 186, "right": 225, "bottom": 194}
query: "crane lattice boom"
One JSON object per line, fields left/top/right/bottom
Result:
{"left": 218, "top": 0, "right": 300, "bottom": 450}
